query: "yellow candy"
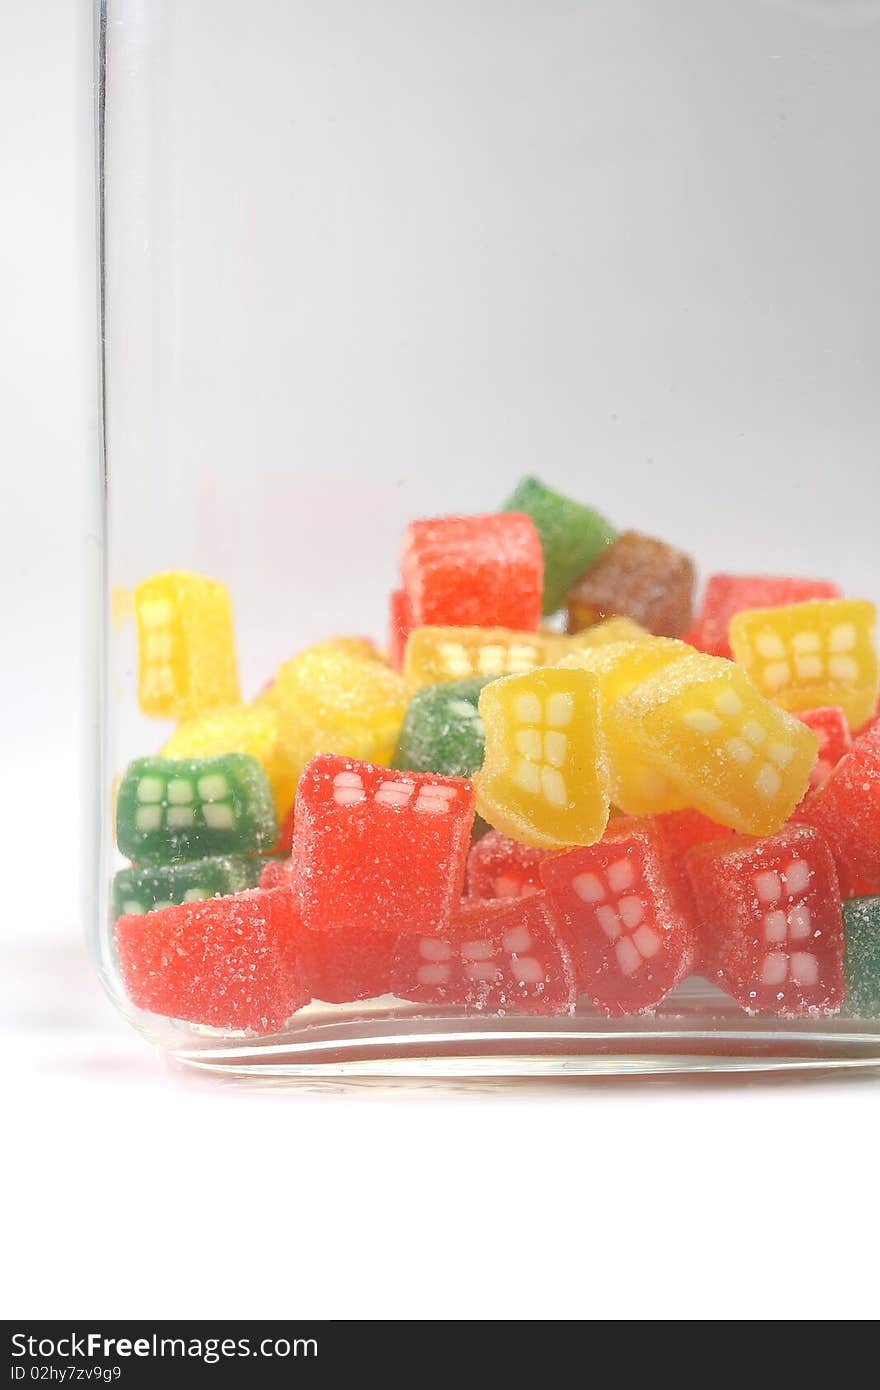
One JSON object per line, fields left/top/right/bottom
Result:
{"left": 475, "top": 667, "right": 610, "bottom": 849}
{"left": 263, "top": 647, "right": 409, "bottom": 771}
{"left": 729, "top": 599, "right": 879, "bottom": 730}
{"left": 564, "top": 617, "right": 651, "bottom": 650}
{"left": 298, "top": 636, "right": 387, "bottom": 665}
{"left": 135, "top": 571, "right": 239, "bottom": 721}
{"left": 404, "top": 626, "right": 558, "bottom": 688}
{"left": 614, "top": 651, "right": 818, "bottom": 835}
{"left": 162, "top": 703, "right": 298, "bottom": 818}
{"left": 558, "top": 639, "right": 692, "bottom": 813}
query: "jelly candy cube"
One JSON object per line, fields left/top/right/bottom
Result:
{"left": 400, "top": 513, "right": 543, "bottom": 632}
{"left": 799, "top": 725, "right": 880, "bottom": 889}
{"left": 293, "top": 756, "right": 475, "bottom": 937}
{"left": 689, "top": 574, "right": 842, "bottom": 660}
{"left": 388, "top": 588, "right": 414, "bottom": 671}
{"left": 565, "top": 531, "right": 696, "bottom": 639}
{"left": 115, "top": 887, "right": 308, "bottom": 1032}
{"left": 392, "top": 677, "right": 490, "bottom": 778}
{"left": 559, "top": 638, "right": 692, "bottom": 814}
{"left": 475, "top": 667, "right": 610, "bottom": 849}
{"left": 134, "top": 571, "right": 240, "bottom": 720}
{"left": 300, "top": 929, "right": 396, "bottom": 1005}
{"left": 259, "top": 858, "right": 293, "bottom": 891}
{"left": 730, "top": 599, "right": 879, "bottom": 730}
{"left": 540, "top": 819, "right": 699, "bottom": 1015}
{"left": 797, "top": 707, "right": 852, "bottom": 792}
{"left": 842, "top": 896, "right": 880, "bottom": 1018}
{"left": 391, "top": 895, "right": 577, "bottom": 1016}
{"left": 403, "top": 626, "right": 554, "bottom": 688}
{"left": 685, "top": 825, "right": 844, "bottom": 1017}
{"left": 161, "top": 701, "right": 298, "bottom": 819}
{"left": 263, "top": 646, "right": 409, "bottom": 775}
{"left": 501, "top": 476, "right": 617, "bottom": 615}
{"left": 614, "top": 651, "right": 818, "bottom": 834}
{"left": 112, "top": 854, "right": 262, "bottom": 919}
{"left": 467, "top": 829, "right": 556, "bottom": 900}
{"left": 116, "top": 753, "right": 278, "bottom": 863}
{"left": 563, "top": 617, "right": 651, "bottom": 651}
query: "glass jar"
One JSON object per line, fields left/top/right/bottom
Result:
{"left": 96, "top": 0, "right": 880, "bottom": 1076}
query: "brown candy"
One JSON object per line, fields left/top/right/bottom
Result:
{"left": 566, "top": 530, "right": 696, "bottom": 638}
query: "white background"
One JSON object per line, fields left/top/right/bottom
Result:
{"left": 1, "top": 0, "right": 879, "bottom": 1320}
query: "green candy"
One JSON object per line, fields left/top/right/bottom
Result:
{"left": 392, "top": 678, "right": 490, "bottom": 779}
{"left": 843, "top": 895, "right": 880, "bottom": 1019}
{"left": 502, "top": 475, "right": 617, "bottom": 615}
{"left": 112, "top": 854, "right": 263, "bottom": 920}
{"left": 116, "top": 753, "right": 278, "bottom": 864}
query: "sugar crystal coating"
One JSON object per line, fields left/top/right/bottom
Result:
{"left": 115, "top": 888, "right": 307, "bottom": 1032}
{"left": 392, "top": 677, "right": 491, "bottom": 778}
{"left": 541, "top": 819, "right": 699, "bottom": 1015}
{"left": 475, "top": 666, "right": 610, "bottom": 849}
{"left": 799, "top": 724, "right": 880, "bottom": 889}
{"left": 501, "top": 476, "right": 617, "bottom": 615}
{"left": 391, "top": 894, "right": 577, "bottom": 1015}
{"left": 689, "top": 574, "right": 842, "bottom": 661}
{"left": 116, "top": 753, "right": 278, "bottom": 863}
{"left": 685, "top": 825, "right": 844, "bottom": 1017}
{"left": 400, "top": 513, "right": 543, "bottom": 632}
{"left": 112, "top": 854, "right": 262, "bottom": 920}
{"left": 730, "top": 599, "right": 879, "bottom": 730}
{"left": 135, "top": 571, "right": 240, "bottom": 721}
{"left": 843, "top": 896, "right": 880, "bottom": 1018}
{"left": 566, "top": 531, "right": 696, "bottom": 639}
{"left": 467, "top": 829, "right": 557, "bottom": 900}
{"left": 293, "top": 755, "right": 475, "bottom": 938}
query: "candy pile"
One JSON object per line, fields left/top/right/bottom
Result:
{"left": 112, "top": 478, "right": 880, "bottom": 1033}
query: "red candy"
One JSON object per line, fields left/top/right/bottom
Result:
{"left": 799, "top": 725, "right": 880, "bottom": 892}
{"left": 293, "top": 755, "right": 475, "bottom": 938}
{"left": 685, "top": 824, "right": 844, "bottom": 1016}
{"left": 115, "top": 888, "right": 307, "bottom": 1033}
{"left": 257, "top": 858, "right": 392, "bottom": 1001}
{"left": 388, "top": 587, "right": 414, "bottom": 672}
{"left": 392, "top": 895, "right": 576, "bottom": 1015}
{"left": 540, "top": 820, "right": 699, "bottom": 1016}
{"left": 689, "top": 574, "right": 842, "bottom": 660}
{"left": 400, "top": 513, "right": 543, "bottom": 632}
{"left": 796, "top": 707, "right": 852, "bottom": 792}
{"left": 466, "top": 829, "right": 555, "bottom": 901}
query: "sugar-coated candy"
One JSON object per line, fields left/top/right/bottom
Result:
{"left": 403, "top": 625, "right": 555, "bottom": 688}
{"left": 392, "top": 678, "right": 490, "bottom": 778}
{"left": 115, "top": 888, "right": 307, "bottom": 1032}
{"left": 566, "top": 531, "right": 696, "bottom": 639}
{"left": 466, "top": 829, "right": 555, "bottom": 900}
{"left": 294, "top": 755, "right": 475, "bottom": 937}
{"left": 388, "top": 588, "right": 414, "bottom": 671}
{"left": 685, "top": 825, "right": 844, "bottom": 1016}
{"left": 475, "top": 667, "right": 610, "bottom": 849}
{"left": 391, "top": 895, "right": 577, "bottom": 1016}
{"left": 400, "top": 513, "right": 543, "bottom": 632}
{"left": 797, "top": 707, "right": 852, "bottom": 792}
{"left": 565, "top": 616, "right": 650, "bottom": 649}
{"left": 258, "top": 856, "right": 394, "bottom": 1001}
{"left": 730, "top": 599, "right": 879, "bottom": 730}
{"left": 613, "top": 651, "right": 818, "bottom": 834}
{"left": 688, "top": 574, "right": 842, "bottom": 660}
{"left": 134, "top": 571, "right": 240, "bottom": 720}
{"left": 263, "top": 645, "right": 409, "bottom": 774}
{"left": 116, "top": 753, "right": 278, "bottom": 863}
{"left": 501, "top": 476, "right": 617, "bottom": 615}
{"left": 559, "top": 638, "right": 692, "bottom": 814}
{"left": 843, "top": 896, "right": 880, "bottom": 1018}
{"left": 112, "top": 854, "right": 262, "bottom": 919}
{"left": 540, "top": 819, "right": 699, "bottom": 1015}
{"left": 799, "top": 725, "right": 880, "bottom": 889}
{"left": 162, "top": 702, "right": 298, "bottom": 819}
